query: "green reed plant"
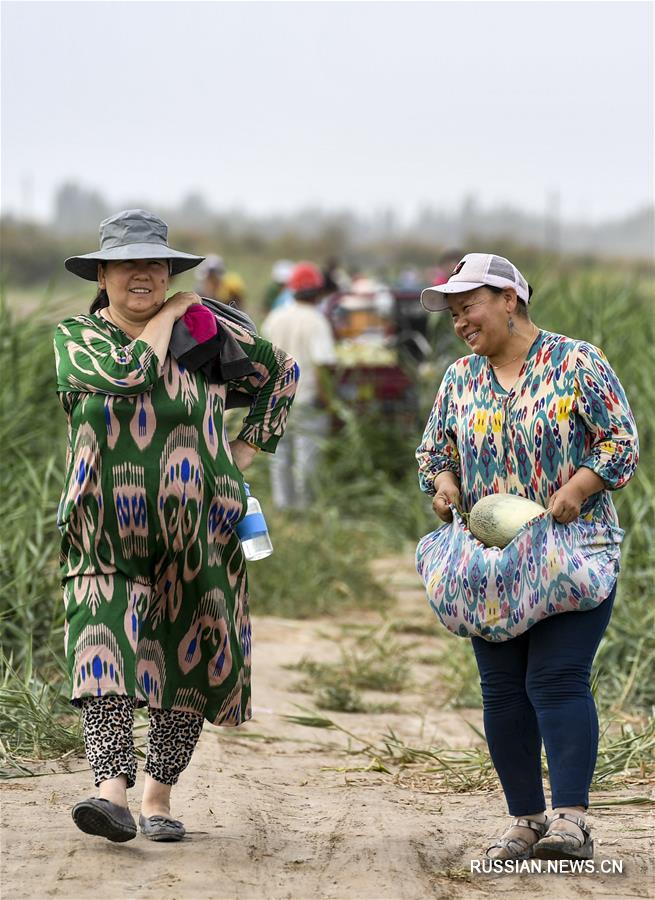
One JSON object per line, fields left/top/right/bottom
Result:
{"left": 0, "top": 649, "right": 83, "bottom": 776}
{"left": 246, "top": 503, "right": 392, "bottom": 618}
{"left": 287, "top": 625, "right": 411, "bottom": 712}
{"left": 0, "top": 294, "right": 68, "bottom": 667}
{"left": 291, "top": 636, "right": 411, "bottom": 695}
{"left": 313, "top": 406, "right": 434, "bottom": 546}
{"left": 312, "top": 683, "right": 368, "bottom": 714}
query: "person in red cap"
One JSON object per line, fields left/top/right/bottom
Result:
{"left": 262, "top": 262, "right": 337, "bottom": 509}
{"left": 428, "top": 248, "right": 464, "bottom": 286}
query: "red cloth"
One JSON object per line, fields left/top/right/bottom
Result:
{"left": 183, "top": 303, "right": 218, "bottom": 342}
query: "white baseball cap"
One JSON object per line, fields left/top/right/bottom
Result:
{"left": 197, "top": 254, "right": 226, "bottom": 276}
{"left": 420, "top": 253, "right": 532, "bottom": 312}
{"left": 272, "top": 259, "right": 295, "bottom": 283}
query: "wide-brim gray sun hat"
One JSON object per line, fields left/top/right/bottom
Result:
{"left": 65, "top": 209, "right": 205, "bottom": 281}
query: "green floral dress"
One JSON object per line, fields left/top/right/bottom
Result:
{"left": 54, "top": 312, "right": 297, "bottom": 725}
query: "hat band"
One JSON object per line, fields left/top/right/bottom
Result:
{"left": 99, "top": 238, "right": 171, "bottom": 251}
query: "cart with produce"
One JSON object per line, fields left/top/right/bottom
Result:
{"left": 322, "top": 277, "right": 431, "bottom": 431}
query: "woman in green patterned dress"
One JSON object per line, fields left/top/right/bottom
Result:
{"left": 54, "top": 210, "right": 298, "bottom": 842}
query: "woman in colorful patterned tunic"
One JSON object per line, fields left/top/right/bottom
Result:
{"left": 55, "top": 210, "right": 297, "bottom": 843}
{"left": 417, "top": 253, "right": 638, "bottom": 862}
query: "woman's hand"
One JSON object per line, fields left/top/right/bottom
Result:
{"left": 548, "top": 482, "right": 585, "bottom": 524}
{"left": 137, "top": 292, "right": 203, "bottom": 365}
{"left": 548, "top": 468, "right": 605, "bottom": 524}
{"left": 230, "top": 439, "right": 259, "bottom": 473}
{"left": 161, "top": 291, "right": 203, "bottom": 321}
{"left": 432, "top": 473, "right": 462, "bottom": 523}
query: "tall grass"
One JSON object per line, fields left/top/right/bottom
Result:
{"left": 0, "top": 295, "right": 68, "bottom": 669}
{"left": 523, "top": 274, "right": 654, "bottom": 713}
{"left": 0, "top": 649, "right": 83, "bottom": 776}
{"left": 246, "top": 503, "right": 392, "bottom": 619}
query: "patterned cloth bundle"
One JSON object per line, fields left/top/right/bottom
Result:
{"left": 416, "top": 509, "right": 623, "bottom": 641}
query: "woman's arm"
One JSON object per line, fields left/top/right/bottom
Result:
{"left": 54, "top": 318, "right": 160, "bottom": 396}
{"left": 229, "top": 438, "right": 260, "bottom": 472}
{"left": 54, "top": 294, "right": 202, "bottom": 396}
{"left": 416, "top": 364, "right": 461, "bottom": 495}
{"left": 137, "top": 293, "right": 201, "bottom": 364}
{"left": 432, "top": 471, "right": 462, "bottom": 523}
{"left": 224, "top": 322, "right": 299, "bottom": 453}
{"left": 574, "top": 342, "right": 639, "bottom": 490}
{"left": 548, "top": 343, "right": 639, "bottom": 524}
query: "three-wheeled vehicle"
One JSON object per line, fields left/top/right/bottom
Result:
{"left": 321, "top": 277, "right": 433, "bottom": 431}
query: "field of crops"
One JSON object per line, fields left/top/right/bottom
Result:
{"left": 0, "top": 265, "right": 653, "bottom": 782}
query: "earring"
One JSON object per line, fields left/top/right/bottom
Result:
{"left": 508, "top": 316, "right": 515, "bottom": 335}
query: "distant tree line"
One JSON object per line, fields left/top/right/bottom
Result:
{"left": 1, "top": 181, "right": 652, "bottom": 286}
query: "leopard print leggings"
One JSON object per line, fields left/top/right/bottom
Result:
{"left": 81, "top": 696, "right": 203, "bottom": 788}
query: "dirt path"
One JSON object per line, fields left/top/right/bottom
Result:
{"left": 2, "top": 555, "right": 653, "bottom": 899}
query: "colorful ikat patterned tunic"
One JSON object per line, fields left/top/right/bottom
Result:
{"left": 415, "top": 330, "right": 639, "bottom": 639}
{"left": 417, "top": 329, "right": 638, "bottom": 527}
{"left": 54, "top": 312, "right": 298, "bottom": 725}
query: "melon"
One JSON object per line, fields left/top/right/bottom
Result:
{"left": 468, "top": 494, "right": 546, "bottom": 548}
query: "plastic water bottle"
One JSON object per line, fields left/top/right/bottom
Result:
{"left": 236, "top": 483, "right": 273, "bottom": 561}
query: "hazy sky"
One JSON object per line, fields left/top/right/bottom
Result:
{"left": 2, "top": 0, "right": 653, "bottom": 224}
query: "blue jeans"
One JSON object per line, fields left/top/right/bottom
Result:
{"left": 471, "top": 585, "right": 616, "bottom": 815}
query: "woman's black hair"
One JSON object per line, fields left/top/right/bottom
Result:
{"left": 88, "top": 261, "right": 108, "bottom": 313}
{"left": 485, "top": 284, "right": 531, "bottom": 317}
{"left": 89, "top": 288, "right": 109, "bottom": 314}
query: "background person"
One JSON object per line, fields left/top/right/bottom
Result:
{"left": 262, "top": 259, "right": 295, "bottom": 313}
{"left": 217, "top": 270, "right": 247, "bottom": 311}
{"left": 55, "top": 209, "right": 297, "bottom": 843}
{"left": 428, "top": 248, "right": 464, "bottom": 286}
{"left": 322, "top": 256, "right": 350, "bottom": 294}
{"left": 417, "top": 252, "right": 638, "bottom": 862}
{"left": 262, "top": 261, "right": 337, "bottom": 510}
{"left": 194, "top": 253, "right": 226, "bottom": 300}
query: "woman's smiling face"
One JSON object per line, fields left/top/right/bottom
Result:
{"left": 98, "top": 259, "right": 170, "bottom": 320}
{"left": 447, "top": 286, "right": 513, "bottom": 355}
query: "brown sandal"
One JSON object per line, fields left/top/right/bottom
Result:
{"left": 485, "top": 816, "right": 549, "bottom": 860}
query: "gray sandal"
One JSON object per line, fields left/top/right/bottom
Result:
{"left": 533, "top": 813, "right": 594, "bottom": 861}
{"left": 72, "top": 798, "right": 137, "bottom": 842}
{"left": 139, "top": 814, "right": 186, "bottom": 842}
{"left": 486, "top": 816, "right": 549, "bottom": 860}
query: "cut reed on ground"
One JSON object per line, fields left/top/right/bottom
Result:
{"left": 283, "top": 710, "right": 655, "bottom": 795}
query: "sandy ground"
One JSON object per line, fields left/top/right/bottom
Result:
{"left": 1, "top": 555, "right": 653, "bottom": 900}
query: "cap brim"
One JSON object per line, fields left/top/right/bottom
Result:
{"left": 65, "top": 244, "right": 205, "bottom": 281}
{"left": 420, "top": 281, "right": 485, "bottom": 311}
